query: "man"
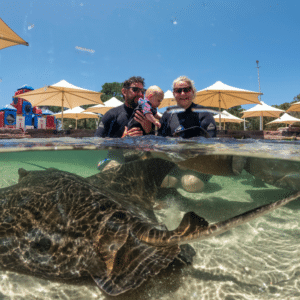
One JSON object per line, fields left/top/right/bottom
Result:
{"left": 95, "top": 76, "right": 152, "bottom": 138}
{"left": 95, "top": 76, "right": 152, "bottom": 171}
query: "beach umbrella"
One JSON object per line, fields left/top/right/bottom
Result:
{"left": 213, "top": 110, "right": 244, "bottom": 129}
{"left": 266, "top": 113, "right": 300, "bottom": 126}
{"left": 158, "top": 90, "right": 176, "bottom": 109}
{"left": 84, "top": 96, "right": 123, "bottom": 114}
{"left": 15, "top": 80, "right": 103, "bottom": 128}
{"left": 195, "top": 81, "right": 262, "bottom": 129}
{"left": 286, "top": 101, "right": 300, "bottom": 113}
{"left": 54, "top": 106, "right": 99, "bottom": 129}
{"left": 241, "top": 101, "right": 285, "bottom": 130}
{"left": 0, "top": 18, "right": 29, "bottom": 50}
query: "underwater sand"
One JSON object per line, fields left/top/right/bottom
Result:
{"left": 0, "top": 137, "right": 300, "bottom": 300}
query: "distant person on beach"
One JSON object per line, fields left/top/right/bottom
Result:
{"left": 127, "top": 85, "right": 163, "bottom": 134}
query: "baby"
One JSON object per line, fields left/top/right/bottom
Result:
{"left": 127, "top": 85, "right": 164, "bottom": 134}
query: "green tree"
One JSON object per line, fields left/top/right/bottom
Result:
{"left": 227, "top": 106, "right": 243, "bottom": 117}
{"left": 293, "top": 93, "right": 300, "bottom": 103}
{"left": 99, "top": 82, "right": 124, "bottom": 103}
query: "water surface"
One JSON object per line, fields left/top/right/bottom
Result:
{"left": 0, "top": 136, "right": 300, "bottom": 300}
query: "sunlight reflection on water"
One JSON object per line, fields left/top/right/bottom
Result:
{"left": 0, "top": 136, "right": 300, "bottom": 299}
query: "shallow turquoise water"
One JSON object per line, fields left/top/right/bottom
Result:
{"left": 0, "top": 137, "right": 300, "bottom": 300}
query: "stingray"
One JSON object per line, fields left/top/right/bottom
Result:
{"left": 0, "top": 158, "right": 299, "bottom": 296}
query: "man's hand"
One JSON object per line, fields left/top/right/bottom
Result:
{"left": 121, "top": 126, "right": 143, "bottom": 138}
{"left": 134, "top": 110, "right": 152, "bottom": 134}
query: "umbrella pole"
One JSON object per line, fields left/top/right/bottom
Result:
{"left": 218, "top": 92, "right": 222, "bottom": 130}
{"left": 61, "top": 93, "right": 64, "bottom": 130}
{"left": 76, "top": 119, "right": 78, "bottom": 130}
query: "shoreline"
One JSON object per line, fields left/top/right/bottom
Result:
{"left": 0, "top": 128, "right": 95, "bottom": 139}
{"left": 0, "top": 128, "right": 299, "bottom": 141}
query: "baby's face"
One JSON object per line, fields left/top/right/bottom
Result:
{"left": 149, "top": 93, "right": 164, "bottom": 108}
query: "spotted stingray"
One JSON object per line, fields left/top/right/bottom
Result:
{"left": 0, "top": 158, "right": 299, "bottom": 296}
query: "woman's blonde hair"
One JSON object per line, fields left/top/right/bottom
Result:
{"left": 172, "top": 76, "right": 197, "bottom": 97}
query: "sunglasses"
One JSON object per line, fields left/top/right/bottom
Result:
{"left": 125, "top": 87, "right": 146, "bottom": 94}
{"left": 173, "top": 87, "right": 192, "bottom": 94}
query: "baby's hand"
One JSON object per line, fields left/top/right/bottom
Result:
{"left": 155, "top": 122, "right": 161, "bottom": 129}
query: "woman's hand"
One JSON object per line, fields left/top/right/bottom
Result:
{"left": 121, "top": 126, "right": 143, "bottom": 138}
{"left": 134, "top": 110, "right": 152, "bottom": 134}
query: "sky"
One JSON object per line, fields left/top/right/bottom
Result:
{"left": 0, "top": 0, "right": 300, "bottom": 111}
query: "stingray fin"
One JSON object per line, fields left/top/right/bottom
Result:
{"left": 136, "top": 211, "right": 209, "bottom": 246}
{"left": 175, "top": 211, "right": 209, "bottom": 235}
{"left": 86, "top": 158, "right": 176, "bottom": 215}
{"left": 90, "top": 231, "right": 180, "bottom": 296}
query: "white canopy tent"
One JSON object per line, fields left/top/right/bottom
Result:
{"left": 287, "top": 101, "right": 300, "bottom": 113}
{"left": 104, "top": 97, "right": 123, "bottom": 107}
{"left": 15, "top": 79, "right": 103, "bottom": 128}
{"left": 266, "top": 113, "right": 300, "bottom": 126}
{"left": 54, "top": 106, "right": 99, "bottom": 129}
{"left": 83, "top": 97, "right": 123, "bottom": 114}
{"left": 195, "top": 81, "right": 261, "bottom": 130}
{"left": 241, "top": 101, "right": 285, "bottom": 130}
{"left": 213, "top": 110, "right": 244, "bottom": 129}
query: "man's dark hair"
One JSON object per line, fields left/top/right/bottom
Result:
{"left": 122, "top": 76, "right": 145, "bottom": 89}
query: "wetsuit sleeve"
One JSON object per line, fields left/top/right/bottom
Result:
{"left": 157, "top": 111, "right": 171, "bottom": 137}
{"left": 94, "top": 113, "right": 115, "bottom": 137}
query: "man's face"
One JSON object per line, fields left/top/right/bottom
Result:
{"left": 122, "top": 82, "right": 145, "bottom": 108}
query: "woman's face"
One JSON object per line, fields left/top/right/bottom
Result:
{"left": 173, "top": 81, "right": 195, "bottom": 109}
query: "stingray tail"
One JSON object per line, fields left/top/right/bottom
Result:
{"left": 138, "top": 190, "right": 300, "bottom": 246}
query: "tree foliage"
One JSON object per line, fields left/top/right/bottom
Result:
{"left": 99, "top": 82, "right": 124, "bottom": 103}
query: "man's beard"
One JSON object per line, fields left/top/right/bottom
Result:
{"left": 127, "top": 96, "right": 139, "bottom": 109}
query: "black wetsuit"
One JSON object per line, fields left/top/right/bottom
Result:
{"left": 158, "top": 103, "right": 217, "bottom": 138}
{"left": 94, "top": 104, "right": 134, "bottom": 138}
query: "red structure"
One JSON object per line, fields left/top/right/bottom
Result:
{"left": 46, "top": 116, "right": 56, "bottom": 129}
{"left": 0, "top": 112, "right": 4, "bottom": 127}
{"left": 33, "top": 107, "right": 42, "bottom": 114}
{"left": 5, "top": 85, "right": 57, "bottom": 130}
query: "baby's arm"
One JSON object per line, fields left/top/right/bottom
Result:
{"left": 145, "top": 113, "right": 161, "bottom": 128}
{"left": 154, "top": 113, "right": 161, "bottom": 120}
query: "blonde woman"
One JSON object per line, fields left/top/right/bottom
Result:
{"left": 158, "top": 76, "right": 216, "bottom": 138}
{"left": 159, "top": 76, "right": 217, "bottom": 192}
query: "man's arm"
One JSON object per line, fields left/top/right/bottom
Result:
{"left": 94, "top": 113, "right": 114, "bottom": 137}
{"left": 134, "top": 110, "right": 153, "bottom": 134}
